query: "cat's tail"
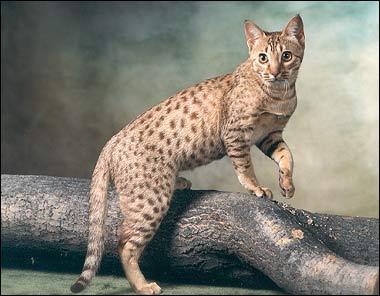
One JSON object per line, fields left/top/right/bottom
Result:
{"left": 70, "top": 145, "right": 111, "bottom": 293}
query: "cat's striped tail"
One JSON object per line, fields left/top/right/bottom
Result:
{"left": 70, "top": 147, "right": 111, "bottom": 293}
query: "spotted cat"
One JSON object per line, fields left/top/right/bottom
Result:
{"left": 71, "top": 15, "right": 305, "bottom": 295}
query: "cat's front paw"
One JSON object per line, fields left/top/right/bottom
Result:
{"left": 249, "top": 186, "right": 273, "bottom": 200}
{"left": 279, "top": 174, "right": 295, "bottom": 199}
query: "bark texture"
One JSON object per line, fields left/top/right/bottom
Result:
{"left": 1, "top": 174, "right": 379, "bottom": 295}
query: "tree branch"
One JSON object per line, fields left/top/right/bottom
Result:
{"left": 1, "top": 174, "right": 378, "bottom": 295}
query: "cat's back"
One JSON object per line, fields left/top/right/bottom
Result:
{"left": 107, "top": 74, "right": 233, "bottom": 177}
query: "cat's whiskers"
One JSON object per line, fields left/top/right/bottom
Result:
{"left": 284, "top": 80, "right": 288, "bottom": 98}
{"left": 265, "top": 80, "right": 270, "bottom": 95}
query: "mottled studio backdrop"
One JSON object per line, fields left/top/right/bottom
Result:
{"left": 1, "top": 1, "right": 379, "bottom": 217}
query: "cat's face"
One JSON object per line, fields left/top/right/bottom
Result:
{"left": 244, "top": 15, "right": 305, "bottom": 87}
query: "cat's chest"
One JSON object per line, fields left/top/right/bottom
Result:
{"left": 241, "top": 112, "right": 290, "bottom": 145}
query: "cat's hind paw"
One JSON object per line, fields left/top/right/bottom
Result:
{"left": 175, "top": 177, "right": 192, "bottom": 190}
{"left": 135, "top": 282, "right": 161, "bottom": 295}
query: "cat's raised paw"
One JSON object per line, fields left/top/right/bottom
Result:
{"left": 279, "top": 177, "right": 295, "bottom": 199}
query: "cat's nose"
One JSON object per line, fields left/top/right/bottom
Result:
{"left": 270, "top": 69, "right": 281, "bottom": 78}
{"left": 270, "top": 63, "right": 281, "bottom": 78}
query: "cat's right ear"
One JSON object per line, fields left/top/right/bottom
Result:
{"left": 244, "top": 20, "right": 264, "bottom": 51}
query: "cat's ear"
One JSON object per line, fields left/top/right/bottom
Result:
{"left": 282, "top": 14, "right": 304, "bottom": 46}
{"left": 244, "top": 20, "right": 264, "bottom": 51}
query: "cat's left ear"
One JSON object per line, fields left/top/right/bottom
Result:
{"left": 282, "top": 14, "right": 305, "bottom": 46}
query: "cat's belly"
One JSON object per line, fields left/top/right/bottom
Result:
{"left": 178, "top": 141, "right": 225, "bottom": 171}
{"left": 247, "top": 113, "right": 290, "bottom": 146}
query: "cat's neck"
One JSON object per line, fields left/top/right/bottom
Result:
{"left": 234, "top": 60, "right": 296, "bottom": 101}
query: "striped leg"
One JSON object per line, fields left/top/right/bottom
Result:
{"left": 256, "top": 131, "right": 295, "bottom": 198}
{"left": 224, "top": 136, "right": 273, "bottom": 199}
{"left": 118, "top": 240, "right": 161, "bottom": 295}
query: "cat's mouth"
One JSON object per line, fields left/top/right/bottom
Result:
{"left": 262, "top": 78, "right": 291, "bottom": 95}
{"left": 265, "top": 78, "right": 287, "bottom": 84}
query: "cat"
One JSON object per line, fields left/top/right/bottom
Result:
{"left": 71, "top": 15, "right": 304, "bottom": 295}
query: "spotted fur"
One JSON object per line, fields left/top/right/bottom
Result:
{"left": 71, "top": 15, "right": 305, "bottom": 295}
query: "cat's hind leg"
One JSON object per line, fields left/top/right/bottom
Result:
{"left": 118, "top": 207, "right": 164, "bottom": 295}
{"left": 117, "top": 177, "right": 173, "bottom": 294}
{"left": 118, "top": 239, "right": 161, "bottom": 295}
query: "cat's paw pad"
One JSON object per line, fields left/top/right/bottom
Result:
{"left": 136, "top": 282, "right": 161, "bottom": 295}
{"left": 250, "top": 186, "right": 273, "bottom": 199}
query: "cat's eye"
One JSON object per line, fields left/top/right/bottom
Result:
{"left": 258, "top": 53, "right": 268, "bottom": 63}
{"left": 282, "top": 51, "right": 292, "bottom": 62}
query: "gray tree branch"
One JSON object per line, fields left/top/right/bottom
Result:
{"left": 1, "top": 174, "right": 378, "bottom": 295}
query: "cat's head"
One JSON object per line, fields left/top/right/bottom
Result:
{"left": 244, "top": 15, "right": 305, "bottom": 86}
